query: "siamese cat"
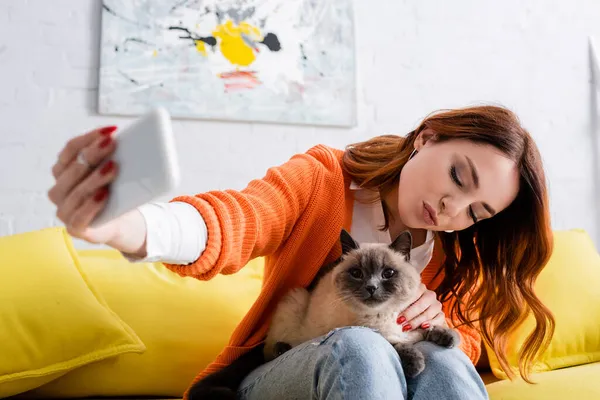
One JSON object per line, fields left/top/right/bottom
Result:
{"left": 189, "top": 230, "right": 459, "bottom": 400}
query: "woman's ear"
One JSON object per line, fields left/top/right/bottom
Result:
{"left": 414, "top": 128, "right": 437, "bottom": 151}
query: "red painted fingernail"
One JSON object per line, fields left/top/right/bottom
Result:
{"left": 397, "top": 316, "right": 406, "bottom": 324}
{"left": 402, "top": 324, "right": 412, "bottom": 332}
{"left": 100, "top": 126, "right": 117, "bottom": 135}
{"left": 94, "top": 187, "right": 109, "bottom": 202}
{"left": 421, "top": 323, "right": 430, "bottom": 329}
{"left": 99, "top": 136, "right": 112, "bottom": 148}
{"left": 100, "top": 160, "right": 115, "bottom": 175}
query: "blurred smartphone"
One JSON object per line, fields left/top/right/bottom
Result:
{"left": 90, "top": 107, "right": 181, "bottom": 227}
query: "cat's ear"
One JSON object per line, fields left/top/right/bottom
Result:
{"left": 390, "top": 230, "right": 412, "bottom": 261}
{"left": 340, "top": 229, "right": 359, "bottom": 255}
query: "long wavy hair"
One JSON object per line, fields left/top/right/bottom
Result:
{"left": 342, "top": 105, "right": 554, "bottom": 382}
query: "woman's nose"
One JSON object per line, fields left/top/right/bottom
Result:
{"left": 441, "top": 196, "right": 466, "bottom": 218}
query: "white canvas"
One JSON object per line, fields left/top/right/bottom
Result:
{"left": 98, "top": 0, "right": 357, "bottom": 127}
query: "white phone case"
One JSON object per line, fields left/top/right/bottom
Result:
{"left": 90, "top": 107, "right": 181, "bottom": 227}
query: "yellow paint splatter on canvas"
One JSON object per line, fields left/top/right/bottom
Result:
{"left": 210, "top": 20, "right": 263, "bottom": 67}
{"left": 195, "top": 41, "right": 207, "bottom": 56}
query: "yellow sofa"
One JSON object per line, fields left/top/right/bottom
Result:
{"left": 481, "top": 362, "right": 600, "bottom": 399}
{"left": 1, "top": 227, "right": 599, "bottom": 399}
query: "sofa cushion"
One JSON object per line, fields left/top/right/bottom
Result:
{"left": 485, "top": 362, "right": 600, "bottom": 399}
{"left": 485, "top": 229, "right": 600, "bottom": 378}
{"left": 0, "top": 228, "right": 144, "bottom": 397}
{"left": 32, "top": 249, "right": 263, "bottom": 398}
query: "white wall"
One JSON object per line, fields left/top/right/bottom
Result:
{"left": 1, "top": 0, "right": 599, "bottom": 247}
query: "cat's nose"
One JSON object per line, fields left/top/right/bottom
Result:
{"left": 366, "top": 284, "right": 377, "bottom": 295}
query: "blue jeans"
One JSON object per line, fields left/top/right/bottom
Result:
{"left": 238, "top": 326, "right": 489, "bottom": 400}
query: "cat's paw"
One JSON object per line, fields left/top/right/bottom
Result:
{"left": 274, "top": 341, "right": 292, "bottom": 357}
{"left": 424, "top": 326, "right": 461, "bottom": 348}
{"left": 394, "top": 343, "right": 425, "bottom": 378}
{"left": 263, "top": 341, "right": 292, "bottom": 361}
{"left": 188, "top": 386, "right": 236, "bottom": 400}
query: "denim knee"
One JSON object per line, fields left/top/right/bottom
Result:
{"left": 321, "top": 326, "right": 400, "bottom": 367}
{"left": 322, "top": 326, "right": 392, "bottom": 349}
{"left": 239, "top": 327, "right": 408, "bottom": 400}
{"left": 413, "top": 341, "right": 488, "bottom": 399}
{"left": 419, "top": 340, "right": 476, "bottom": 376}
{"left": 318, "top": 326, "right": 406, "bottom": 398}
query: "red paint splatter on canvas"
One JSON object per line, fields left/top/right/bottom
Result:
{"left": 219, "top": 70, "right": 261, "bottom": 92}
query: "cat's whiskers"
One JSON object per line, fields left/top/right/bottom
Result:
{"left": 323, "top": 296, "right": 348, "bottom": 310}
{"left": 322, "top": 292, "right": 356, "bottom": 311}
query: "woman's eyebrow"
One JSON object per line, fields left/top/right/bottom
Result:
{"left": 465, "top": 156, "right": 479, "bottom": 188}
{"left": 465, "top": 155, "right": 496, "bottom": 216}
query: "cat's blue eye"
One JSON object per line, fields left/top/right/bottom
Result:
{"left": 382, "top": 268, "right": 395, "bottom": 279}
{"left": 348, "top": 268, "right": 363, "bottom": 280}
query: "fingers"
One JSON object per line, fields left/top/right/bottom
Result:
{"left": 397, "top": 288, "right": 443, "bottom": 331}
{"left": 403, "top": 304, "right": 443, "bottom": 331}
{"left": 428, "top": 312, "right": 448, "bottom": 328}
{"left": 416, "top": 283, "right": 426, "bottom": 297}
{"left": 57, "top": 160, "right": 118, "bottom": 226}
{"left": 49, "top": 132, "right": 117, "bottom": 206}
{"left": 53, "top": 126, "right": 117, "bottom": 179}
{"left": 398, "top": 288, "right": 437, "bottom": 322}
{"left": 66, "top": 186, "right": 110, "bottom": 233}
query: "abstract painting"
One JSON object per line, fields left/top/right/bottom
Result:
{"left": 98, "top": 0, "right": 357, "bottom": 127}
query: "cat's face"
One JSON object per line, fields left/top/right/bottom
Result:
{"left": 332, "top": 230, "right": 421, "bottom": 311}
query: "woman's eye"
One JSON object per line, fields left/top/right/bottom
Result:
{"left": 450, "top": 166, "right": 462, "bottom": 187}
{"left": 469, "top": 206, "right": 478, "bottom": 224}
{"left": 382, "top": 268, "right": 395, "bottom": 279}
{"left": 349, "top": 268, "right": 363, "bottom": 279}
{"left": 452, "top": 165, "right": 477, "bottom": 223}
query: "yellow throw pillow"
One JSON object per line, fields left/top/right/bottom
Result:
{"left": 0, "top": 228, "right": 145, "bottom": 397}
{"left": 485, "top": 229, "right": 600, "bottom": 379}
{"left": 32, "top": 250, "right": 263, "bottom": 397}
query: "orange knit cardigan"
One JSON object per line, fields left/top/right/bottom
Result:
{"left": 164, "top": 144, "right": 482, "bottom": 397}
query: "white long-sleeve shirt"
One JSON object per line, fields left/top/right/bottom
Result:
{"left": 126, "top": 183, "right": 435, "bottom": 273}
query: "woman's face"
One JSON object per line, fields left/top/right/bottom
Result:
{"left": 397, "top": 130, "right": 520, "bottom": 232}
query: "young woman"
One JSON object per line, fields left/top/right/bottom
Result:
{"left": 48, "top": 105, "right": 554, "bottom": 400}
